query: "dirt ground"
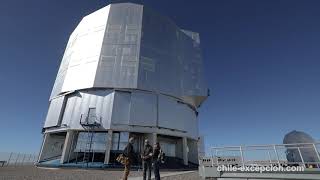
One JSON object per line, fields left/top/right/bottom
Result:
{"left": 0, "top": 166, "right": 201, "bottom": 180}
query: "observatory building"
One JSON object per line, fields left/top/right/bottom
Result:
{"left": 38, "top": 2, "right": 208, "bottom": 167}
{"left": 283, "top": 130, "right": 319, "bottom": 164}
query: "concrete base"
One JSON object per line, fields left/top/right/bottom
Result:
{"left": 39, "top": 130, "right": 200, "bottom": 168}
{"left": 104, "top": 130, "right": 113, "bottom": 164}
{"left": 182, "top": 137, "right": 188, "bottom": 166}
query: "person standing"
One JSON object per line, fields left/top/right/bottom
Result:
{"left": 153, "top": 142, "right": 163, "bottom": 180}
{"left": 122, "top": 137, "right": 135, "bottom": 180}
{"left": 141, "top": 139, "right": 153, "bottom": 180}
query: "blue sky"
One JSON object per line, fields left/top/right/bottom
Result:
{"left": 0, "top": 0, "right": 319, "bottom": 154}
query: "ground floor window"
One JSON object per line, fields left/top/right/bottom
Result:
{"left": 75, "top": 132, "right": 107, "bottom": 152}
{"left": 111, "top": 132, "right": 129, "bottom": 151}
{"left": 160, "top": 142, "right": 176, "bottom": 157}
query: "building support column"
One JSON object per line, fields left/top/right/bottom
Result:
{"left": 146, "top": 133, "right": 157, "bottom": 146}
{"left": 60, "top": 131, "right": 74, "bottom": 164}
{"left": 104, "top": 130, "right": 113, "bottom": 164}
{"left": 38, "top": 133, "right": 50, "bottom": 162}
{"left": 183, "top": 136, "right": 189, "bottom": 166}
{"left": 152, "top": 133, "right": 157, "bottom": 145}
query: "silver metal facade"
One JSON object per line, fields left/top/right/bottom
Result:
{"left": 44, "top": 3, "right": 208, "bottom": 140}
{"left": 138, "top": 7, "right": 207, "bottom": 107}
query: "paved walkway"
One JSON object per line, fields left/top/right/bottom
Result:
{"left": 128, "top": 171, "right": 196, "bottom": 180}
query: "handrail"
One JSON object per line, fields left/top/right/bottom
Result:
{"left": 201, "top": 142, "right": 320, "bottom": 169}
{"left": 79, "top": 114, "right": 102, "bottom": 127}
{"left": 211, "top": 142, "right": 320, "bottom": 149}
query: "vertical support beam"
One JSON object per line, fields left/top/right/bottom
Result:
{"left": 182, "top": 137, "right": 188, "bottom": 166}
{"left": 32, "top": 154, "right": 37, "bottom": 163}
{"left": 215, "top": 149, "right": 219, "bottom": 166}
{"left": 28, "top": 154, "right": 32, "bottom": 165}
{"left": 67, "top": 132, "right": 76, "bottom": 163}
{"left": 104, "top": 130, "right": 113, "bottom": 164}
{"left": 14, "top": 153, "right": 20, "bottom": 166}
{"left": 240, "top": 146, "right": 245, "bottom": 167}
{"left": 297, "top": 147, "right": 306, "bottom": 168}
{"left": 273, "top": 145, "right": 281, "bottom": 167}
{"left": 60, "top": 131, "right": 75, "bottom": 164}
{"left": 312, "top": 144, "right": 320, "bottom": 163}
{"left": 211, "top": 149, "right": 216, "bottom": 167}
{"left": 145, "top": 133, "right": 157, "bottom": 146}
{"left": 152, "top": 133, "right": 157, "bottom": 145}
{"left": 267, "top": 151, "right": 272, "bottom": 164}
{"left": 7, "top": 152, "right": 13, "bottom": 166}
{"left": 21, "top": 154, "right": 26, "bottom": 166}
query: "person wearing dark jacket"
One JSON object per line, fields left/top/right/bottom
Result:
{"left": 122, "top": 137, "right": 135, "bottom": 180}
{"left": 141, "top": 139, "right": 153, "bottom": 180}
{"left": 153, "top": 142, "right": 162, "bottom": 180}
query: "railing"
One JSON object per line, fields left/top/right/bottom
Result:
{"left": 201, "top": 142, "right": 320, "bottom": 169}
{"left": 79, "top": 114, "right": 102, "bottom": 127}
{"left": 0, "top": 152, "right": 38, "bottom": 167}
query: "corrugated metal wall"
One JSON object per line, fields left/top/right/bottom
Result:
{"left": 45, "top": 89, "right": 198, "bottom": 138}
{"left": 60, "top": 90, "right": 114, "bottom": 129}
{"left": 44, "top": 96, "right": 66, "bottom": 128}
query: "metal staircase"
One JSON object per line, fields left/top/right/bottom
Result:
{"left": 79, "top": 112, "right": 101, "bottom": 168}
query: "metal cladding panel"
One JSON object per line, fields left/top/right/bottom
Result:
{"left": 111, "top": 91, "right": 131, "bottom": 125}
{"left": 61, "top": 94, "right": 77, "bottom": 126}
{"left": 50, "top": 59, "right": 69, "bottom": 99}
{"left": 61, "top": 90, "right": 114, "bottom": 129}
{"left": 49, "top": 6, "right": 110, "bottom": 98}
{"left": 100, "top": 91, "right": 114, "bottom": 129}
{"left": 62, "top": 6, "right": 110, "bottom": 92}
{"left": 94, "top": 3, "right": 143, "bottom": 89}
{"left": 111, "top": 91, "right": 156, "bottom": 126}
{"left": 158, "top": 94, "right": 198, "bottom": 138}
{"left": 129, "top": 91, "right": 157, "bottom": 126}
{"left": 50, "top": 37, "right": 73, "bottom": 99}
{"left": 44, "top": 96, "right": 65, "bottom": 128}
{"left": 138, "top": 6, "right": 208, "bottom": 107}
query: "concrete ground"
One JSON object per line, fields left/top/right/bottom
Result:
{"left": 0, "top": 166, "right": 201, "bottom": 180}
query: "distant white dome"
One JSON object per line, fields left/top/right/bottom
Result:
{"left": 283, "top": 130, "right": 315, "bottom": 144}
{"left": 283, "top": 130, "right": 318, "bottom": 163}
